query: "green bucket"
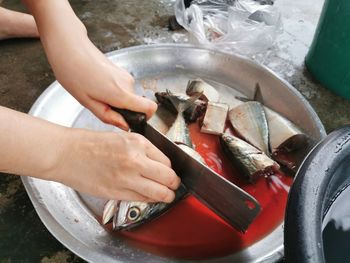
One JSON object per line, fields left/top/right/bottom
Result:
{"left": 305, "top": 0, "right": 350, "bottom": 99}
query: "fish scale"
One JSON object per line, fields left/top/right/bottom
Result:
{"left": 229, "top": 101, "right": 270, "bottom": 155}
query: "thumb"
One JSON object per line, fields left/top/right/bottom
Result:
{"left": 86, "top": 98, "right": 130, "bottom": 130}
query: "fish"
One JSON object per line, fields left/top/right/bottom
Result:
{"left": 155, "top": 91, "right": 207, "bottom": 123}
{"left": 201, "top": 102, "right": 229, "bottom": 135}
{"left": 186, "top": 79, "right": 220, "bottom": 102}
{"left": 104, "top": 185, "right": 189, "bottom": 230}
{"left": 147, "top": 105, "right": 176, "bottom": 135}
{"left": 103, "top": 144, "right": 206, "bottom": 230}
{"left": 165, "top": 90, "right": 202, "bottom": 147}
{"left": 228, "top": 101, "right": 270, "bottom": 155}
{"left": 220, "top": 133, "right": 280, "bottom": 183}
{"left": 266, "top": 107, "right": 314, "bottom": 173}
{"left": 102, "top": 92, "right": 206, "bottom": 230}
{"left": 183, "top": 100, "right": 207, "bottom": 123}
{"left": 235, "top": 83, "right": 313, "bottom": 174}
{"left": 102, "top": 144, "right": 205, "bottom": 230}
{"left": 265, "top": 107, "right": 309, "bottom": 154}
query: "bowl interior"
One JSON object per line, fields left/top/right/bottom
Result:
{"left": 24, "top": 44, "right": 325, "bottom": 263}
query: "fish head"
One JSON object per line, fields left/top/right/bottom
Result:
{"left": 113, "top": 201, "right": 151, "bottom": 230}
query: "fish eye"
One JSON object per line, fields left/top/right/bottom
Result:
{"left": 127, "top": 207, "right": 141, "bottom": 221}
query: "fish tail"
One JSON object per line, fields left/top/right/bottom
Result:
{"left": 166, "top": 89, "right": 202, "bottom": 114}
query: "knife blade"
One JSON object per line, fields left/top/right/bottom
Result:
{"left": 112, "top": 108, "right": 261, "bottom": 232}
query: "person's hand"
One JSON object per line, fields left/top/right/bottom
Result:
{"left": 52, "top": 39, "right": 157, "bottom": 130}
{"left": 48, "top": 128, "right": 180, "bottom": 202}
{"left": 48, "top": 38, "right": 157, "bottom": 130}
{"left": 24, "top": 0, "right": 157, "bottom": 130}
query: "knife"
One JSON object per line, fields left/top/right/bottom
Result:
{"left": 112, "top": 108, "right": 261, "bottom": 232}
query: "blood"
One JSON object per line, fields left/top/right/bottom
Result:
{"left": 116, "top": 123, "right": 293, "bottom": 260}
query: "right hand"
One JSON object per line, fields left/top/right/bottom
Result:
{"left": 49, "top": 129, "right": 181, "bottom": 203}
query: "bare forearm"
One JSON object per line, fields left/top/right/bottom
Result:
{"left": 23, "top": 0, "right": 92, "bottom": 83}
{"left": 23, "top": 0, "right": 156, "bottom": 129}
{"left": 0, "top": 106, "right": 67, "bottom": 180}
{"left": 23, "top": 0, "right": 87, "bottom": 40}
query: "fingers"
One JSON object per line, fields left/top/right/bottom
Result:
{"left": 104, "top": 90, "right": 157, "bottom": 120}
{"left": 130, "top": 175, "right": 176, "bottom": 203}
{"left": 119, "top": 92, "right": 158, "bottom": 120}
{"left": 85, "top": 98, "right": 130, "bottom": 130}
{"left": 90, "top": 66, "right": 157, "bottom": 120}
{"left": 140, "top": 158, "right": 181, "bottom": 191}
{"left": 128, "top": 133, "right": 171, "bottom": 167}
{"left": 142, "top": 136, "right": 172, "bottom": 168}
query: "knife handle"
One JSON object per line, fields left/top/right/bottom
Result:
{"left": 110, "top": 107, "right": 146, "bottom": 133}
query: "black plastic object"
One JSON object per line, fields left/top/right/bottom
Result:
{"left": 111, "top": 107, "right": 146, "bottom": 133}
{"left": 284, "top": 125, "right": 350, "bottom": 262}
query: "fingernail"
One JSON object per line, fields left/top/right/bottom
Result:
{"left": 115, "top": 119, "right": 129, "bottom": 131}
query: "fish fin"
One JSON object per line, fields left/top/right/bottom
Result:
{"left": 253, "top": 83, "right": 264, "bottom": 104}
{"left": 235, "top": 96, "right": 251, "bottom": 102}
{"left": 166, "top": 89, "right": 202, "bottom": 113}
{"left": 235, "top": 83, "right": 264, "bottom": 103}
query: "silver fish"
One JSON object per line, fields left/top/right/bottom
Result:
{"left": 107, "top": 144, "right": 206, "bottom": 230}
{"left": 220, "top": 133, "right": 279, "bottom": 183}
{"left": 201, "top": 102, "right": 229, "bottom": 135}
{"left": 228, "top": 101, "right": 269, "bottom": 155}
{"left": 265, "top": 107, "right": 314, "bottom": 173}
{"left": 105, "top": 185, "right": 188, "bottom": 230}
{"left": 155, "top": 91, "right": 207, "bottom": 123}
{"left": 165, "top": 90, "right": 202, "bottom": 147}
{"left": 103, "top": 144, "right": 206, "bottom": 230}
{"left": 102, "top": 94, "right": 206, "bottom": 230}
{"left": 235, "top": 83, "right": 313, "bottom": 174}
{"left": 265, "top": 107, "right": 309, "bottom": 153}
{"left": 186, "top": 79, "right": 220, "bottom": 102}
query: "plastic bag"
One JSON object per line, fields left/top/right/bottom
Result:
{"left": 175, "top": 0, "right": 282, "bottom": 55}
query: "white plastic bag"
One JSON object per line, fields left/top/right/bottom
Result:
{"left": 175, "top": 0, "right": 282, "bottom": 55}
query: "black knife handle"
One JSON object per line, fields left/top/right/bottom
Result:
{"left": 110, "top": 107, "right": 146, "bottom": 133}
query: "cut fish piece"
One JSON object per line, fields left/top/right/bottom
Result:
{"left": 228, "top": 101, "right": 269, "bottom": 155}
{"left": 265, "top": 107, "right": 314, "bottom": 173}
{"left": 183, "top": 99, "right": 207, "bottom": 123}
{"left": 201, "top": 102, "right": 229, "bottom": 135}
{"left": 186, "top": 79, "right": 220, "bottom": 102}
{"left": 265, "top": 107, "right": 309, "bottom": 153}
{"left": 233, "top": 83, "right": 314, "bottom": 174}
{"left": 220, "top": 133, "right": 280, "bottom": 183}
{"left": 155, "top": 91, "right": 207, "bottom": 123}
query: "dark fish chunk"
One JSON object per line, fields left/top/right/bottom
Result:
{"left": 155, "top": 91, "right": 207, "bottom": 123}
{"left": 220, "top": 133, "right": 280, "bottom": 183}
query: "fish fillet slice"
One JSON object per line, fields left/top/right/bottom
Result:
{"left": 201, "top": 102, "right": 229, "bottom": 135}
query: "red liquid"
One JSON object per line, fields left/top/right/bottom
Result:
{"left": 118, "top": 124, "right": 293, "bottom": 259}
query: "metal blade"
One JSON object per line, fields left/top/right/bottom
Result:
{"left": 144, "top": 123, "right": 261, "bottom": 232}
